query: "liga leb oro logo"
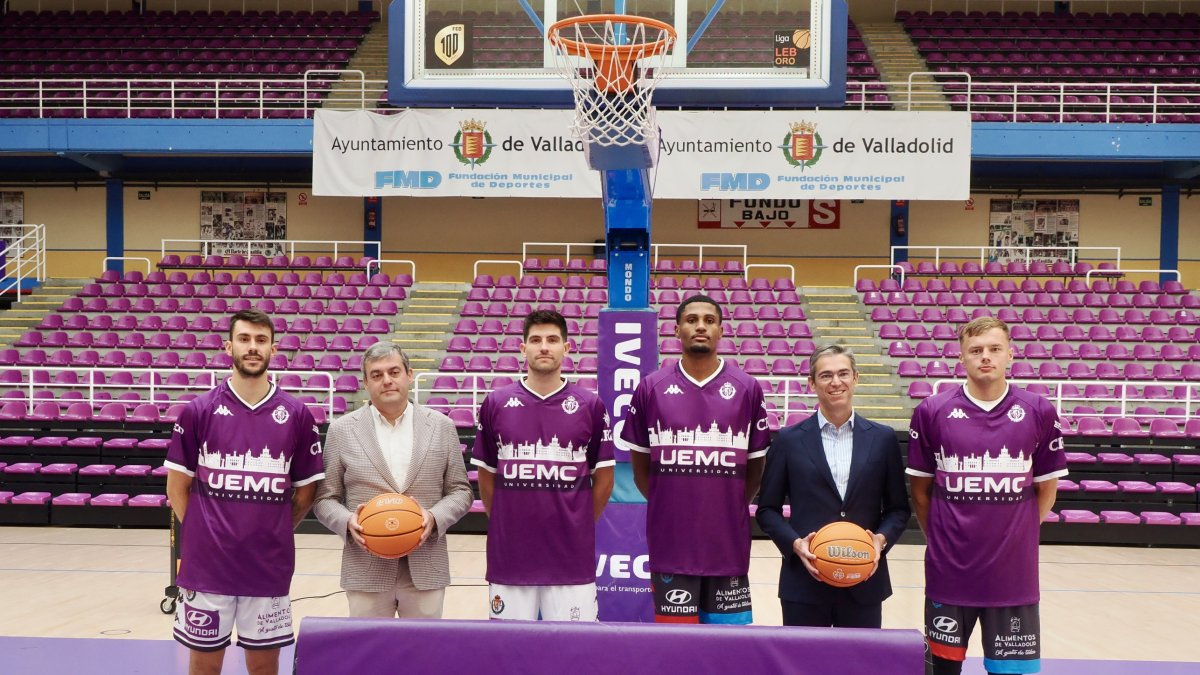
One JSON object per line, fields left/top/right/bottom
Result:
{"left": 780, "top": 120, "right": 825, "bottom": 169}
{"left": 452, "top": 118, "right": 495, "bottom": 168}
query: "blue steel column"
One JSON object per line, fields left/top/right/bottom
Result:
{"left": 106, "top": 179, "right": 124, "bottom": 274}
{"left": 363, "top": 197, "right": 382, "bottom": 261}
{"left": 890, "top": 199, "right": 909, "bottom": 266}
{"left": 1160, "top": 185, "right": 1179, "bottom": 285}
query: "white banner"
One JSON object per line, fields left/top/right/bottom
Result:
{"left": 313, "top": 109, "right": 971, "bottom": 200}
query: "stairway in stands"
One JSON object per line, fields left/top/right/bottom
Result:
{"left": 855, "top": 21, "right": 948, "bottom": 111}
{"left": 801, "top": 286, "right": 910, "bottom": 428}
{"left": 392, "top": 281, "right": 470, "bottom": 374}
{"left": 0, "top": 279, "right": 86, "bottom": 348}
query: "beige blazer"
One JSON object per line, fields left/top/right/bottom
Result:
{"left": 313, "top": 402, "right": 473, "bottom": 592}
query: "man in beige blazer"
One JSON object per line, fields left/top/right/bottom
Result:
{"left": 314, "top": 343, "right": 473, "bottom": 618}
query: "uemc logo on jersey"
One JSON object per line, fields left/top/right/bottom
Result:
{"left": 500, "top": 460, "right": 583, "bottom": 489}
{"left": 935, "top": 445, "right": 1033, "bottom": 503}
{"left": 197, "top": 443, "right": 291, "bottom": 503}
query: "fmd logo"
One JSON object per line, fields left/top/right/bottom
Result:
{"left": 375, "top": 170, "right": 442, "bottom": 190}
{"left": 701, "top": 173, "right": 770, "bottom": 191}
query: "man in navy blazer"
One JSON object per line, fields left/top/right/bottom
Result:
{"left": 756, "top": 345, "right": 911, "bottom": 628}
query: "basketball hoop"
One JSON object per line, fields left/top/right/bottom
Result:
{"left": 547, "top": 14, "right": 676, "bottom": 148}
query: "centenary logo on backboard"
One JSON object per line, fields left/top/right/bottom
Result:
{"left": 452, "top": 118, "right": 495, "bottom": 168}
{"left": 426, "top": 22, "right": 473, "bottom": 69}
{"left": 780, "top": 121, "right": 825, "bottom": 169}
{"left": 434, "top": 24, "right": 466, "bottom": 66}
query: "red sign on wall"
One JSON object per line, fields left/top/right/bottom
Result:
{"left": 697, "top": 200, "right": 840, "bottom": 229}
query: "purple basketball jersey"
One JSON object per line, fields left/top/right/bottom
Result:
{"left": 907, "top": 385, "right": 1068, "bottom": 606}
{"left": 472, "top": 380, "right": 614, "bottom": 585}
{"left": 620, "top": 360, "right": 771, "bottom": 576}
{"left": 164, "top": 380, "right": 324, "bottom": 597}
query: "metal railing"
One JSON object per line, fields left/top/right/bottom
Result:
{"left": 1085, "top": 268, "right": 1180, "bottom": 284}
{"left": 854, "top": 264, "right": 906, "bottom": 286}
{"left": 6, "top": 72, "right": 1200, "bottom": 121}
{"left": 0, "top": 224, "right": 47, "bottom": 303}
{"left": 472, "top": 259, "right": 524, "bottom": 280}
{"left": 651, "top": 243, "right": 748, "bottom": 272}
{"left": 890, "top": 245, "right": 1122, "bottom": 269}
{"left": 745, "top": 263, "right": 796, "bottom": 284}
{"left": 520, "top": 242, "right": 602, "bottom": 266}
{"left": 365, "top": 258, "right": 416, "bottom": 281}
{"left": 932, "top": 378, "right": 1199, "bottom": 420}
{"left": 161, "top": 238, "right": 378, "bottom": 262}
{"left": 0, "top": 366, "right": 337, "bottom": 418}
{"left": 101, "top": 257, "right": 152, "bottom": 275}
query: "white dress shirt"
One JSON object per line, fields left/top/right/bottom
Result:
{"left": 371, "top": 403, "right": 415, "bottom": 489}
{"left": 816, "top": 407, "right": 855, "bottom": 500}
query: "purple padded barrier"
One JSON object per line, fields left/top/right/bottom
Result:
{"left": 1141, "top": 511, "right": 1181, "bottom": 526}
{"left": 129, "top": 494, "right": 167, "bottom": 507}
{"left": 293, "top": 618, "right": 924, "bottom": 675}
{"left": 51, "top": 493, "right": 91, "bottom": 506}
{"left": 1099, "top": 510, "right": 1141, "bottom": 524}
{"left": 90, "top": 493, "right": 129, "bottom": 507}
{"left": 12, "top": 492, "right": 52, "bottom": 504}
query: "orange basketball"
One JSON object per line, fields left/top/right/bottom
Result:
{"left": 358, "top": 492, "right": 425, "bottom": 559}
{"left": 810, "top": 521, "right": 877, "bottom": 588}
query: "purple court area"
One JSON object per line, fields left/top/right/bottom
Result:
{"left": 1, "top": 636, "right": 1196, "bottom": 675}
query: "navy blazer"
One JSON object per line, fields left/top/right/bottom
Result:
{"left": 756, "top": 412, "right": 911, "bottom": 606}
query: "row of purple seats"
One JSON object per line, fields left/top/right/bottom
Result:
{"left": 863, "top": 290, "right": 1200, "bottom": 309}
{"left": 38, "top": 314, "right": 390, "bottom": 335}
{"left": 1069, "top": 417, "right": 1200, "bottom": 438}
{"left": 58, "top": 297, "right": 400, "bottom": 316}
{"left": 0, "top": 108, "right": 316, "bottom": 120}
{"left": 879, "top": 322, "right": 1200, "bottom": 343}
{"left": 0, "top": 9, "right": 377, "bottom": 23}
{"left": 471, "top": 273, "right": 796, "bottom": 292}
{"left": 160, "top": 253, "right": 375, "bottom": 269}
{"left": 1060, "top": 478, "right": 1199, "bottom": 499}
{"left": 896, "top": 359, "right": 1200, "bottom": 382}
{"left": 472, "top": 274, "right": 606, "bottom": 290}
{"left": 906, "top": 381, "right": 1200, "bottom": 402}
{"left": 889, "top": 339, "right": 1200, "bottom": 362}
{"left": 1049, "top": 510, "right": 1200, "bottom": 526}
{"left": 440, "top": 355, "right": 595, "bottom": 374}
{"left": 661, "top": 338, "right": 817, "bottom": 358}
{"left": 1062, "top": 450, "right": 1188, "bottom": 466}
{"left": 896, "top": 259, "right": 1113, "bottom": 277}
{"left": 79, "top": 283, "right": 405, "bottom": 301}
{"left": 99, "top": 269, "right": 410, "bottom": 286}
{"left": 860, "top": 277, "right": 1186, "bottom": 294}
{"left": 1066, "top": 408, "right": 1197, "bottom": 424}
{"left": 453, "top": 317, "right": 812, "bottom": 339}
{"left": 4, "top": 348, "right": 226, "bottom": 369}
{"left": 871, "top": 306, "right": 1199, "bottom": 326}
{"left": 461, "top": 302, "right": 601, "bottom": 320}
{"left": 0, "top": 401, "right": 179, "bottom": 423}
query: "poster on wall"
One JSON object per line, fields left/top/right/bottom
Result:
{"left": 0, "top": 191, "right": 26, "bottom": 246}
{"left": 199, "top": 191, "right": 287, "bottom": 256}
{"left": 988, "top": 198, "right": 1079, "bottom": 263}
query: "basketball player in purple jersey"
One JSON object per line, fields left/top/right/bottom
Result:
{"left": 907, "top": 317, "right": 1067, "bottom": 675}
{"left": 622, "top": 295, "right": 771, "bottom": 624}
{"left": 164, "top": 309, "right": 324, "bottom": 675}
{"left": 473, "top": 309, "right": 614, "bottom": 620}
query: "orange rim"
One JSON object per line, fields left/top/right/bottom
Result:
{"left": 548, "top": 14, "right": 677, "bottom": 61}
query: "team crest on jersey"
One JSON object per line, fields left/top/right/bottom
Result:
{"left": 491, "top": 595, "right": 505, "bottom": 615}
{"left": 719, "top": 382, "right": 736, "bottom": 400}
{"left": 272, "top": 405, "right": 290, "bottom": 424}
{"left": 562, "top": 395, "right": 579, "bottom": 415}
{"left": 1007, "top": 404, "right": 1026, "bottom": 423}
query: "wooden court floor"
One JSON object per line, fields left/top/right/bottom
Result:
{"left": 0, "top": 526, "right": 1197, "bottom": 665}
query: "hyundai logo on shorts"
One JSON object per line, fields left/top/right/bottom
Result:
{"left": 665, "top": 589, "right": 693, "bottom": 605}
{"left": 187, "top": 611, "right": 214, "bottom": 627}
{"left": 932, "top": 616, "right": 958, "bottom": 633}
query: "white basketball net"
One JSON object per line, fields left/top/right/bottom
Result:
{"left": 547, "top": 17, "right": 676, "bottom": 147}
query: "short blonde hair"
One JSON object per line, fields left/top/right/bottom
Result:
{"left": 958, "top": 316, "right": 1010, "bottom": 344}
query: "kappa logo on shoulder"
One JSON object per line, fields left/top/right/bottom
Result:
{"left": 503, "top": 397, "right": 524, "bottom": 408}
{"left": 214, "top": 405, "right": 233, "bottom": 417}
{"left": 664, "top": 384, "right": 683, "bottom": 395}
{"left": 946, "top": 408, "right": 970, "bottom": 420}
